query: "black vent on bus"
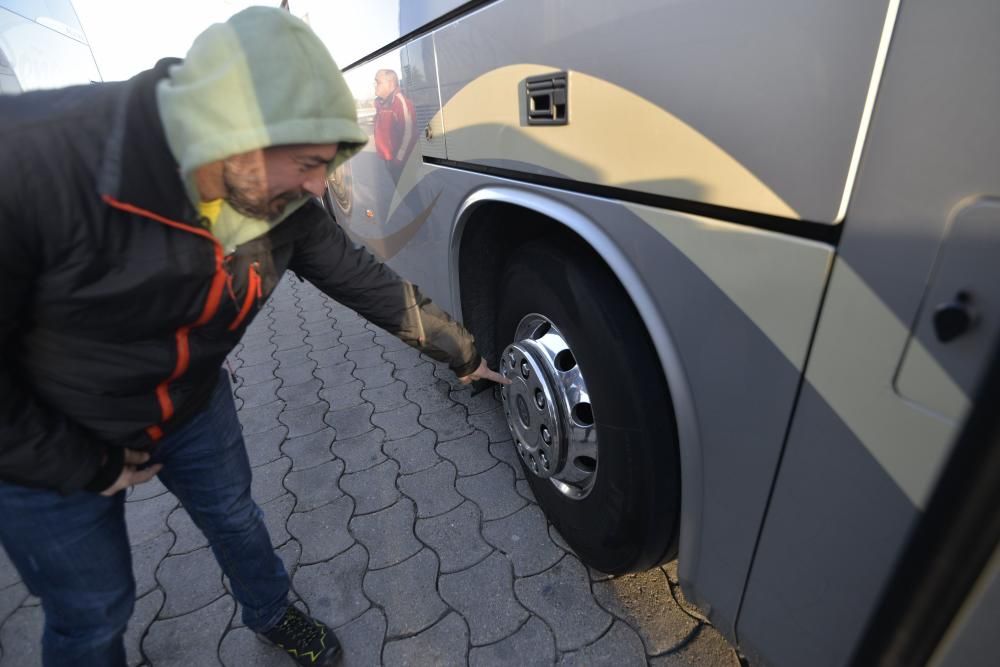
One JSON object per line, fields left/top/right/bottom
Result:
{"left": 525, "top": 72, "right": 568, "bottom": 125}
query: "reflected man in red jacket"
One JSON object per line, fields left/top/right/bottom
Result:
{"left": 374, "top": 69, "right": 417, "bottom": 182}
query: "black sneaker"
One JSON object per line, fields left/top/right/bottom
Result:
{"left": 260, "top": 605, "right": 342, "bottom": 666}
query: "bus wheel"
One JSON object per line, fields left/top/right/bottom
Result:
{"left": 496, "top": 239, "right": 681, "bottom": 574}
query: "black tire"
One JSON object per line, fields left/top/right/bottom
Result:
{"left": 496, "top": 238, "right": 681, "bottom": 573}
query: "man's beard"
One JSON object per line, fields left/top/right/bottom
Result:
{"left": 222, "top": 158, "right": 298, "bottom": 220}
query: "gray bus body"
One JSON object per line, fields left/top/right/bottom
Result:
{"left": 0, "top": 1, "right": 100, "bottom": 93}
{"left": 291, "top": 1, "right": 1000, "bottom": 664}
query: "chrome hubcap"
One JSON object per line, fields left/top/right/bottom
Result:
{"left": 500, "top": 314, "right": 598, "bottom": 500}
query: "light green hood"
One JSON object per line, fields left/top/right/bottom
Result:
{"left": 155, "top": 6, "right": 367, "bottom": 249}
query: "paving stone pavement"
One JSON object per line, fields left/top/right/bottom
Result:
{"left": 0, "top": 276, "right": 740, "bottom": 666}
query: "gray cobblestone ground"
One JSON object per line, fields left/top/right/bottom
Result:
{"left": 0, "top": 276, "right": 740, "bottom": 666}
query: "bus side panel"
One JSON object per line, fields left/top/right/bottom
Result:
{"left": 371, "top": 153, "right": 832, "bottom": 641}
{"left": 739, "top": 0, "right": 1000, "bottom": 664}
{"left": 431, "top": 0, "right": 888, "bottom": 223}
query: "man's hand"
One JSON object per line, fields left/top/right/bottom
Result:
{"left": 458, "top": 358, "right": 511, "bottom": 386}
{"left": 100, "top": 449, "right": 163, "bottom": 496}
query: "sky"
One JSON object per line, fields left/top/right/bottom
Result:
{"left": 72, "top": 0, "right": 275, "bottom": 82}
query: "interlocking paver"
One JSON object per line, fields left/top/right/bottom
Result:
{"left": 440, "top": 552, "right": 529, "bottom": 645}
{"left": 350, "top": 499, "right": 422, "bottom": 570}
{"left": 393, "top": 361, "right": 438, "bottom": 389}
{"left": 515, "top": 555, "right": 613, "bottom": 652}
{"left": 278, "top": 401, "right": 330, "bottom": 438}
{"left": 271, "top": 331, "right": 307, "bottom": 352}
{"left": 437, "top": 430, "right": 498, "bottom": 476}
{"left": 238, "top": 343, "right": 276, "bottom": 367}
{"left": 281, "top": 427, "right": 336, "bottom": 471}
{"left": 167, "top": 506, "right": 208, "bottom": 554}
{"left": 469, "top": 407, "right": 512, "bottom": 443}
{"left": 125, "top": 590, "right": 162, "bottom": 667}
{"left": 294, "top": 544, "right": 370, "bottom": 628}
{"left": 354, "top": 363, "right": 396, "bottom": 389}
{"left": 249, "top": 456, "right": 291, "bottom": 505}
{"left": 273, "top": 360, "right": 318, "bottom": 386}
{"left": 331, "top": 428, "right": 388, "bottom": 473}
{"left": 157, "top": 547, "right": 225, "bottom": 617}
{"left": 457, "top": 463, "right": 527, "bottom": 521}
{"left": 470, "top": 616, "right": 557, "bottom": 667}
{"left": 234, "top": 359, "right": 279, "bottom": 386}
{"left": 303, "top": 319, "right": 338, "bottom": 336}
{"left": 337, "top": 321, "right": 370, "bottom": 337}
{"left": 0, "top": 584, "right": 31, "bottom": 632}
{"left": 371, "top": 402, "right": 423, "bottom": 440}
{"left": 300, "top": 305, "right": 331, "bottom": 324}
{"left": 324, "top": 402, "right": 375, "bottom": 440}
{"left": 305, "top": 332, "right": 342, "bottom": 354}
{"left": 274, "top": 345, "right": 313, "bottom": 367}
{"left": 451, "top": 386, "right": 502, "bottom": 416}
{"left": 364, "top": 549, "right": 446, "bottom": 637}
{"left": 414, "top": 501, "right": 493, "bottom": 574}
{"left": 319, "top": 378, "right": 366, "bottom": 410}
{"left": 398, "top": 461, "right": 463, "bottom": 518}
{"left": 346, "top": 345, "right": 384, "bottom": 369}
{"left": 384, "top": 429, "right": 440, "bottom": 473}
{"left": 237, "top": 399, "right": 284, "bottom": 435}
{"left": 405, "top": 380, "right": 455, "bottom": 415}
{"left": 235, "top": 377, "right": 282, "bottom": 409}
{"left": 593, "top": 567, "right": 699, "bottom": 655}
{"left": 1, "top": 605, "right": 42, "bottom": 666}
{"left": 383, "top": 346, "right": 424, "bottom": 369}
{"left": 125, "top": 492, "right": 178, "bottom": 546}
{"left": 558, "top": 621, "right": 647, "bottom": 666}
{"left": 219, "top": 626, "right": 291, "bottom": 666}
{"left": 287, "top": 495, "right": 355, "bottom": 564}
{"left": 143, "top": 594, "right": 233, "bottom": 666}
{"left": 335, "top": 607, "right": 386, "bottom": 666}
{"left": 516, "top": 479, "right": 538, "bottom": 504}
{"left": 362, "top": 380, "right": 409, "bottom": 413}
{"left": 340, "top": 459, "right": 400, "bottom": 515}
{"left": 483, "top": 505, "right": 565, "bottom": 577}
{"left": 283, "top": 459, "right": 345, "bottom": 512}
{"left": 382, "top": 611, "right": 469, "bottom": 667}
{"left": 276, "top": 377, "right": 323, "bottom": 411}
{"left": 243, "top": 425, "right": 287, "bottom": 468}
{"left": 490, "top": 439, "right": 527, "bottom": 480}
{"left": 271, "top": 319, "right": 305, "bottom": 336}
{"left": 261, "top": 492, "right": 295, "bottom": 547}
{"left": 128, "top": 474, "right": 169, "bottom": 502}
{"left": 340, "top": 327, "right": 377, "bottom": 350}
{"left": 647, "top": 624, "right": 741, "bottom": 666}
{"left": 132, "top": 532, "right": 174, "bottom": 598}
{"left": 372, "top": 330, "right": 410, "bottom": 352}
{"left": 0, "top": 582, "right": 29, "bottom": 628}
{"left": 420, "top": 404, "right": 475, "bottom": 442}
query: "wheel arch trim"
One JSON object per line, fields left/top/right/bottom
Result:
{"left": 450, "top": 184, "right": 704, "bottom": 574}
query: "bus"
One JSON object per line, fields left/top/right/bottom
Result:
{"left": 289, "top": 1, "right": 1000, "bottom": 665}
{"left": 0, "top": 1, "right": 100, "bottom": 94}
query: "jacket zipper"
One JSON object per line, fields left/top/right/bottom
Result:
{"left": 101, "top": 195, "right": 227, "bottom": 442}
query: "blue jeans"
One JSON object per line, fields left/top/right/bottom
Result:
{"left": 0, "top": 371, "right": 289, "bottom": 666}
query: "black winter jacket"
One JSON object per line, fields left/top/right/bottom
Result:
{"left": 0, "top": 61, "right": 479, "bottom": 494}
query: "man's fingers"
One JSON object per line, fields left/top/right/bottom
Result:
{"left": 486, "top": 368, "right": 512, "bottom": 385}
{"left": 123, "top": 449, "right": 151, "bottom": 465}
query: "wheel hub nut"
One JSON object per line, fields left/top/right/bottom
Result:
{"left": 541, "top": 426, "right": 552, "bottom": 444}
{"left": 534, "top": 390, "right": 545, "bottom": 409}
